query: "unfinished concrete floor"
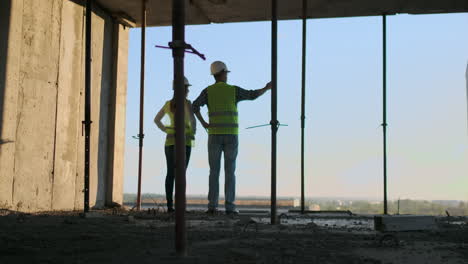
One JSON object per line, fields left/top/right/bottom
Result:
{"left": 0, "top": 209, "right": 467, "bottom": 264}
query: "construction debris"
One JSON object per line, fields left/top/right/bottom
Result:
{"left": 374, "top": 215, "right": 437, "bottom": 232}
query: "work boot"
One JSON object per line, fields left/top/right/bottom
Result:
{"left": 205, "top": 208, "right": 219, "bottom": 215}
{"left": 226, "top": 210, "right": 239, "bottom": 216}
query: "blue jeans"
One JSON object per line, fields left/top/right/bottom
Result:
{"left": 208, "top": 135, "right": 238, "bottom": 212}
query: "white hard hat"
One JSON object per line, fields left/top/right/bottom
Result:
{"left": 210, "top": 61, "right": 230, "bottom": 75}
{"left": 172, "top": 76, "right": 191, "bottom": 89}
{"left": 183, "top": 76, "right": 191, "bottom": 86}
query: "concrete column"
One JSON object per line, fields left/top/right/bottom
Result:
{"left": 52, "top": 0, "right": 85, "bottom": 210}
{"left": 88, "top": 9, "right": 114, "bottom": 209}
{"left": 74, "top": 9, "right": 86, "bottom": 209}
{"left": 74, "top": 4, "right": 120, "bottom": 211}
{"left": 106, "top": 23, "right": 129, "bottom": 206}
{"left": 0, "top": 0, "right": 23, "bottom": 210}
{"left": 12, "top": 0, "right": 63, "bottom": 212}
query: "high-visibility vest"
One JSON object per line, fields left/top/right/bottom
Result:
{"left": 163, "top": 100, "right": 195, "bottom": 147}
{"left": 207, "top": 82, "right": 238, "bottom": 135}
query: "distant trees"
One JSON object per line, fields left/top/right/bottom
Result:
{"left": 459, "top": 201, "right": 466, "bottom": 209}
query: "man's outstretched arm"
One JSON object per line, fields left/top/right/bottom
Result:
{"left": 236, "top": 82, "right": 272, "bottom": 102}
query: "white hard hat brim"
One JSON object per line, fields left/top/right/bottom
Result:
{"left": 173, "top": 78, "right": 192, "bottom": 87}
{"left": 211, "top": 69, "right": 231, "bottom": 75}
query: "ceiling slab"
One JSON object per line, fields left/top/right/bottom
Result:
{"left": 96, "top": 0, "right": 468, "bottom": 27}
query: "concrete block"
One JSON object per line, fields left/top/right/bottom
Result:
{"left": 374, "top": 215, "right": 437, "bottom": 232}
{"left": 52, "top": 0, "right": 84, "bottom": 210}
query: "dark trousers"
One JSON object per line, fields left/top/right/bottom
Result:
{"left": 164, "top": 145, "right": 191, "bottom": 209}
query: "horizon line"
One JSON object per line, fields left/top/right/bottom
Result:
{"left": 123, "top": 193, "right": 466, "bottom": 201}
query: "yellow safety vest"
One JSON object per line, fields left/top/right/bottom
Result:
{"left": 207, "top": 82, "right": 238, "bottom": 135}
{"left": 163, "top": 100, "right": 194, "bottom": 147}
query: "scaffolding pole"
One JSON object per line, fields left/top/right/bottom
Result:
{"left": 382, "top": 15, "right": 388, "bottom": 215}
{"left": 466, "top": 62, "right": 468, "bottom": 134}
{"left": 172, "top": 0, "right": 187, "bottom": 255}
{"left": 83, "top": 0, "right": 92, "bottom": 213}
{"left": 300, "top": 0, "right": 307, "bottom": 214}
{"left": 136, "top": 0, "right": 146, "bottom": 211}
{"left": 270, "top": 0, "right": 278, "bottom": 225}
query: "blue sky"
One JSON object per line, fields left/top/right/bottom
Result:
{"left": 124, "top": 13, "right": 468, "bottom": 200}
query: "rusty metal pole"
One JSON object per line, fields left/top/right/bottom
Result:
{"left": 382, "top": 15, "right": 388, "bottom": 215}
{"left": 270, "top": 0, "right": 278, "bottom": 225}
{"left": 172, "top": 0, "right": 187, "bottom": 255}
{"left": 136, "top": 0, "right": 146, "bottom": 211}
{"left": 465, "top": 62, "right": 468, "bottom": 134}
{"left": 83, "top": 0, "right": 93, "bottom": 213}
{"left": 300, "top": 0, "right": 307, "bottom": 214}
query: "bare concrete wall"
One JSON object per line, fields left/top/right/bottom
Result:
{"left": 0, "top": 0, "right": 129, "bottom": 212}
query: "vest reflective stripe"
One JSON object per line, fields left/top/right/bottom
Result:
{"left": 209, "top": 123, "right": 239, "bottom": 128}
{"left": 208, "top": 111, "right": 238, "bottom": 117}
{"left": 207, "top": 82, "right": 238, "bottom": 135}
{"left": 163, "top": 101, "right": 194, "bottom": 147}
{"left": 166, "top": 134, "right": 195, "bottom": 140}
{"left": 166, "top": 126, "right": 191, "bottom": 130}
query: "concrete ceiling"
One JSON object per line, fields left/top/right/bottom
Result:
{"left": 96, "top": 0, "right": 468, "bottom": 27}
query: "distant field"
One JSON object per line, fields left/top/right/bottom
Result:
{"left": 124, "top": 195, "right": 296, "bottom": 208}
{"left": 136, "top": 198, "right": 293, "bottom": 207}
{"left": 123, "top": 194, "right": 468, "bottom": 216}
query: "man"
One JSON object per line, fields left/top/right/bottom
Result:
{"left": 192, "top": 61, "right": 271, "bottom": 215}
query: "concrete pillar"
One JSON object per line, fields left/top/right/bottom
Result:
{"left": 106, "top": 23, "right": 129, "bottom": 206}
{"left": 74, "top": 14, "right": 86, "bottom": 210}
{"left": 12, "top": 0, "right": 63, "bottom": 212}
{"left": 51, "top": 0, "right": 85, "bottom": 210}
{"left": 0, "top": 0, "right": 23, "bottom": 210}
{"left": 88, "top": 8, "right": 113, "bottom": 209}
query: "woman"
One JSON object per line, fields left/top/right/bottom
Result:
{"left": 154, "top": 77, "right": 196, "bottom": 212}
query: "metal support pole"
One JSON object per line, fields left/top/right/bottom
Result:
{"left": 172, "top": 0, "right": 187, "bottom": 255}
{"left": 300, "top": 0, "right": 307, "bottom": 214}
{"left": 382, "top": 15, "right": 388, "bottom": 215}
{"left": 83, "top": 0, "right": 93, "bottom": 213}
{"left": 465, "top": 62, "right": 468, "bottom": 134}
{"left": 270, "top": 0, "right": 278, "bottom": 225}
{"left": 136, "top": 0, "right": 146, "bottom": 211}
